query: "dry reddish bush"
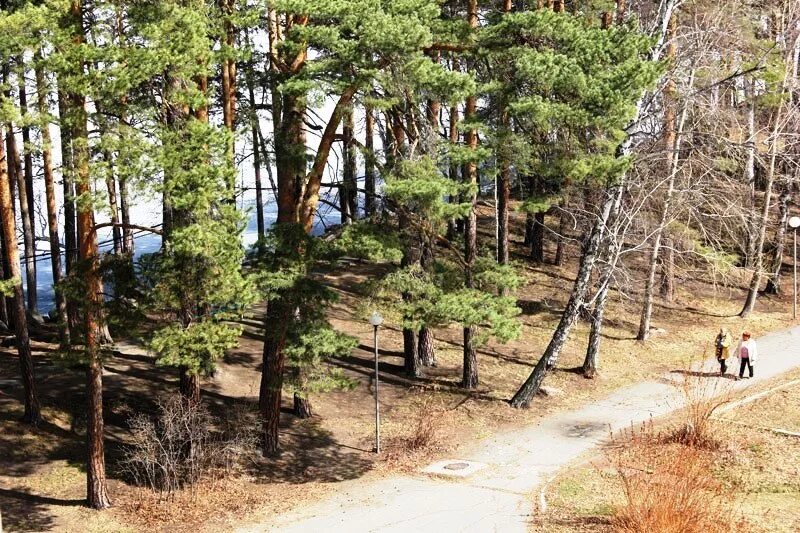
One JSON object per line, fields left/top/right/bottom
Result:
{"left": 383, "top": 394, "right": 451, "bottom": 466}
{"left": 610, "top": 424, "right": 748, "bottom": 533}
{"left": 666, "top": 366, "right": 735, "bottom": 449}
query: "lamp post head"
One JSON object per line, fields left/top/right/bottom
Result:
{"left": 789, "top": 216, "right": 800, "bottom": 229}
{"left": 369, "top": 311, "right": 384, "bottom": 327}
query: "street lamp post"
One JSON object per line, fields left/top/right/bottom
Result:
{"left": 369, "top": 311, "right": 383, "bottom": 453}
{"left": 790, "top": 217, "right": 800, "bottom": 320}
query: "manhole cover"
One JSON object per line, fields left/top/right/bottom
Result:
{"left": 566, "top": 422, "right": 607, "bottom": 438}
{"left": 422, "top": 459, "right": 488, "bottom": 478}
{"left": 443, "top": 462, "right": 470, "bottom": 471}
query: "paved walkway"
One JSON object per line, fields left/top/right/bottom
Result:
{"left": 238, "top": 326, "right": 800, "bottom": 533}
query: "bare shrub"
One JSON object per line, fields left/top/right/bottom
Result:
{"left": 384, "top": 394, "right": 449, "bottom": 464}
{"left": 667, "top": 366, "right": 734, "bottom": 449}
{"left": 610, "top": 426, "right": 748, "bottom": 533}
{"left": 121, "top": 397, "right": 258, "bottom": 499}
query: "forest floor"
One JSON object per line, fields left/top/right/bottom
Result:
{"left": 0, "top": 204, "right": 797, "bottom": 532}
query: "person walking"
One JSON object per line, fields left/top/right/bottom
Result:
{"left": 734, "top": 331, "right": 758, "bottom": 379}
{"left": 714, "top": 327, "right": 732, "bottom": 375}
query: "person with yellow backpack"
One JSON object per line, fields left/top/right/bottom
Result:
{"left": 714, "top": 327, "right": 732, "bottom": 375}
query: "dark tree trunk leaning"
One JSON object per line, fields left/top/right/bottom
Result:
{"left": 511, "top": 184, "right": 623, "bottom": 408}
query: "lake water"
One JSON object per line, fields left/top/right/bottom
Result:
{"left": 22, "top": 192, "right": 349, "bottom": 314}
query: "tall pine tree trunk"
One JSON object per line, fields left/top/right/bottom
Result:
{"left": 101, "top": 148, "right": 122, "bottom": 254}
{"left": 5, "top": 120, "right": 38, "bottom": 316}
{"left": 65, "top": 0, "right": 111, "bottom": 508}
{"left": 554, "top": 204, "right": 567, "bottom": 266}
{"left": 36, "top": 56, "right": 70, "bottom": 346}
{"left": 259, "top": 88, "right": 306, "bottom": 455}
{"left": 220, "top": 0, "right": 236, "bottom": 170}
{"left": 461, "top": 0, "right": 479, "bottom": 390}
{"left": 497, "top": 0, "right": 512, "bottom": 264}
{"left": 447, "top": 100, "right": 460, "bottom": 240}
{"left": 57, "top": 89, "right": 78, "bottom": 274}
{"left": 17, "top": 59, "right": 36, "bottom": 241}
{"left": 0, "top": 125, "right": 40, "bottom": 425}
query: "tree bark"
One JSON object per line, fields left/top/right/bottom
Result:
{"left": 741, "top": 105, "right": 783, "bottom": 318}
{"left": 511, "top": 183, "right": 623, "bottom": 407}
{"left": 364, "top": 106, "right": 376, "bottom": 217}
{"left": 293, "top": 393, "right": 313, "bottom": 419}
{"left": 461, "top": 0, "right": 479, "bottom": 390}
{"left": 57, "top": 89, "right": 78, "bottom": 275}
{"left": 101, "top": 148, "right": 122, "bottom": 254}
{"left": 743, "top": 80, "right": 757, "bottom": 269}
{"left": 447, "top": 101, "right": 460, "bottom": 240}
{"left": 220, "top": 0, "right": 237, "bottom": 169}
{"left": 637, "top": 32, "right": 685, "bottom": 340}
{"left": 119, "top": 175, "right": 133, "bottom": 253}
{"left": 418, "top": 327, "right": 436, "bottom": 367}
{"left": 0, "top": 125, "right": 40, "bottom": 425}
{"left": 5, "top": 123, "right": 38, "bottom": 316}
{"left": 179, "top": 367, "right": 201, "bottom": 405}
{"left": 35, "top": 56, "right": 70, "bottom": 346}
{"left": 17, "top": 59, "right": 36, "bottom": 249}
{"left": 260, "top": 301, "right": 289, "bottom": 456}
{"left": 765, "top": 187, "right": 790, "bottom": 295}
{"left": 247, "top": 75, "right": 266, "bottom": 238}
{"left": 66, "top": 0, "right": 111, "bottom": 508}
{"left": 530, "top": 212, "right": 545, "bottom": 263}
{"left": 554, "top": 206, "right": 567, "bottom": 266}
{"left": 660, "top": 237, "right": 675, "bottom": 302}
{"left": 583, "top": 281, "right": 610, "bottom": 379}
{"left": 341, "top": 109, "right": 357, "bottom": 224}
{"left": 497, "top": 0, "right": 511, "bottom": 265}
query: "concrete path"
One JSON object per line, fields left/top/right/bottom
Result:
{"left": 238, "top": 326, "right": 800, "bottom": 533}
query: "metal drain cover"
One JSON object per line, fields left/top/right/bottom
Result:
{"left": 422, "top": 459, "right": 487, "bottom": 478}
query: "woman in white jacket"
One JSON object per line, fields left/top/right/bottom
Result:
{"left": 733, "top": 331, "right": 758, "bottom": 379}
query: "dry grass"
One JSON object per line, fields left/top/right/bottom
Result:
{"left": 381, "top": 394, "right": 455, "bottom": 469}
{"left": 664, "top": 369, "right": 735, "bottom": 449}
{"left": 531, "top": 374, "right": 800, "bottom": 533}
{"left": 611, "top": 430, "right": 748, "bottom": 533}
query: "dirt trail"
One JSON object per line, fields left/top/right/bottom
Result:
{"left": 236, "top": 326, "right": 800, "bottom": 533}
